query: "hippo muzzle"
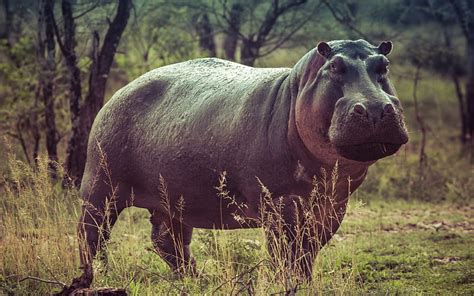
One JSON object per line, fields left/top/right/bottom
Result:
{"left": 329, "top": 95, "right": 409, "bottom": 162}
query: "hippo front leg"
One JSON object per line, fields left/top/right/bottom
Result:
{"left": 149, "top": 211, "right": 196, "bottom": 275}
{"left": 263, "top": 195, "right": 318, "bottom": 279}
{"left": 263, "top": 195, "right": 346, "bottom": 279}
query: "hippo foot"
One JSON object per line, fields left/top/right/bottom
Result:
{"left": 54, "top": 268, "right": 93, "bottom": 296}
{"left": 171, "top": 257, "right": 198, "bottom": 278}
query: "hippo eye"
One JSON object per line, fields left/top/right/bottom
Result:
{"left": 376, "top": 62, "right": 389, "bottom": 75}
{"left": 329, "top": 58, "right": 345, "bottom": 75}
{"left": 375, "top": 63, "right": 389, "bottom": 83}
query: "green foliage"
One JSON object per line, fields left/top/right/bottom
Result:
{"left": 116, "top": 4, "right": 201, "bottom": 80}
{"left": 0, "top": 36, "right": 38, "bottom": 109}
{"left": 0, "top": 36, "right": 42, "bottom": 164}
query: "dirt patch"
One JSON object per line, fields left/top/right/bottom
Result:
{"left": 341, "top": 203, "right": 474, "bottom": 238}
{"left": 403, "top": 220, "right": 473, "bottom": 234}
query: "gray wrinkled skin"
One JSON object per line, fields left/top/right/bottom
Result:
{"left": 73, "top": 40, "right": 408, "bottom": 288}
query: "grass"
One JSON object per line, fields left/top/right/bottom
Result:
{"left": 0, "top": 150, "right": 473, "bottom": 295}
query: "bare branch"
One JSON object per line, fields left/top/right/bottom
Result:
{"left": 73, "top": 0, "right": 100, "bottom": 19}
{"left": 256, "top": 0, "right": 308, "bottom": 46}
{"left": 212, "top": 259, "right": 266, "bottom": 294}
{"left": 135, "top": 265, "right": 188, "bottom": 294}
{"left": 321, "top": 0, "right": 372, "bottom": 42}
{"left": 412, "top": 65, "right": 427, "bottom": 171}
{"left": 448, "top": 0, "right": 471, "bottom": 41}
{"left": 19, "top": 276, "right": 67, "bottom": 288}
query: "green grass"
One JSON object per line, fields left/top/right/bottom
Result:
{"left": 0, "top": 154, "right": 472, "bottom": 295}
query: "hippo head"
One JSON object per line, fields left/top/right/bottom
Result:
{"left": 294, "top": 39, "right": 408, "bottom": 163}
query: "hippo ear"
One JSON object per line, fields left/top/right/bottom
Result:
{"left": 378, "top": 41, "right": 392, "bottom": 56}
{"left": 317, "top": 42, "right": 332, "bottom": 58}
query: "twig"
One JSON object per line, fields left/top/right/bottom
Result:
{"left": 135, "top": 265, "right": 188, "bottom": 294}
{"left": 19, "top": 276, "right": 67, "bottom": 288}
{"left": 270, "top": 285, "right": 307, "bottom": 295}
{"left": 212, "top": 259, "right": 266, "bottom": 294}
{"left": 37, "top": 256, "right": 67, "bottom": 289}
{"left": 412, "top": 64, "right": 427, "bottom": 171}
{"left": 124, "top": 270, "right": 140, "bottom": 289}
{"left": 321, "top": 0, "right": 372, "bottom": 42}
{"left": 73, "top": 0, "right": 100, "bottom": 19}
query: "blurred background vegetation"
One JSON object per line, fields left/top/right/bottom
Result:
{"left": 0, "top": 0, "right": 472, "bottom": 202}
{"left": 0, "top": 0, "right": 473, "bottom": 294}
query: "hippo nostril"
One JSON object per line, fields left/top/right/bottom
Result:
{"left": 383, "top": 103, "right": 394, "bottom": 117}
{"left": 353, "top": 103, "right": 367, "bottom": 116}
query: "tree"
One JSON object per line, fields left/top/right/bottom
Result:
{"left": 321, "top": 0, "right": 372, "bottom": 42}
{"left": 449, "top": 0, "right": 474, "bottom": 149}
{"left": 0, "top": 3, "right": 41, "bottom": 166}
{"left": 40, "top": 0, "right": 59, "bottom": 170}
{"left": 418, "top": 0, "right": 474, "bottom": 151}
{"left": 424, "top": 0, "right": 468, "bottom": 144}
{"left": 194, "top": 12, "right": 217, "bottom": 57}
{"left": 222, "top": 2, "right": 243, "bottom": 60}
{"left": 240, "top": 0, "right": 313, "bottom": 66}
{"left": 0, "top": 0, "right": 13, "bottom": 47}
{"left": 53, "top": 0, "right": 132, "bottom": 183}
{"left": 120, "top": 1, "right": 198, "bottom": 79}
{"left": 59, "top": 0, "right": 82, "bottom": 181}
{"left": 176, "top": 0, "right": 318, "bottom": 66}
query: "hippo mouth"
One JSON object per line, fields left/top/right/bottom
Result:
{"left": 335, "top": 142, "right": 403, "bottom": 162}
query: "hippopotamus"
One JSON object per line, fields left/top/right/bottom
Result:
{"left": 62, "top": 39, "right": 408, "bottom": 292}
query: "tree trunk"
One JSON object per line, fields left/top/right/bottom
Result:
{"left": 194, "top": 13, "right": 216, "bottom": 57}
{"left": 32, "top": 78, "right": 41, "bottom": 166}
{"left": 412, "top": 65, "right": 427, "bottom": 172}
{"left": 449, "top": 0, "right": 474, "bottom": 150}
{"left": 61, "top": 0, "right": 84, "bottom": 183}
{"left": 42, "top": 0, "right": 59, "bottom": 168}
{"left": 65, "top": 0, "right": 132, "bottom": 183}
{"left": 451, "top": 73, "right": 468, "bottom": 143}
{"left": 1, "top": 0, "right": 12, "bottom": 47}
{"left": 223, "top": 3, "right": 243, "bottom": 61}
{"left": 240, "top": 39, "right": 258, "bottom": 66}
{"left": 465, "top": 40, "right": 474, "bottom": 152}
{"left": 436, "top": 8, "right": 468, "bottom": 143}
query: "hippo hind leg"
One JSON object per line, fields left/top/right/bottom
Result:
{"left": 149, "top": 211, "right": 196, "bottom": 274}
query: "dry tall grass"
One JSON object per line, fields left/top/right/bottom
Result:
{"left": 1, "top": 147, "right": 362, "bottom": 295}
{"left": 0, "top": 151, "right": 81, "bottom": 294}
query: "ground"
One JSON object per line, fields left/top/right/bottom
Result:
{"left": 2, "top": 183, "right": 472, "bottom": 295}
{"left": 107, "top": 199, "right": 474, "bottom": 295}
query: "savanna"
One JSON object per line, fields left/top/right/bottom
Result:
{"left": 0, "top": 0, "right": 473, "bottom": 295}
